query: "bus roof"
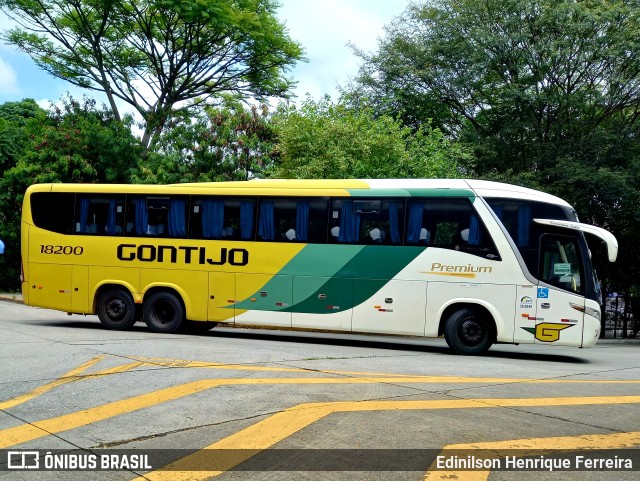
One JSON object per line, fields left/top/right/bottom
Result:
{"left": 27, "top": 179, "right": 570, "bottom": 207}
{"left": 463, "top": 180, "right": 571, "bottom": 207}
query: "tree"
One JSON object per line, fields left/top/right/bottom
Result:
{"left": 271, "top": 96, "right": 466, "bottom": 179}
{"left": 6, "top": 97, "right": 142, "bottom": 186}
{"left": 0, "top": 99, "right": 48, "bottom": 290}
{"left": 133, "top": 98, "right": 278, "bottom": 184}
{"left": 0, "top": 97, "right": 143, "bottom": 290}
{"left": 353, "top": 0, "right": 640, "bottom": 167}
{"left": 0, "top": 99, "right": 46, "bottom": 174}
{"left": 0, "top": 0, "right": 304, "bottom": 151}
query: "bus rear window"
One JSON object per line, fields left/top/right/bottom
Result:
{"left": 30, "top": 192, "right": 75, "bottom": 234}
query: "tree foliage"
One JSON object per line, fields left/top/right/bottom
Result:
{"left": 6, "top": 97, "right": 141, "bottom": 186}
{"left": 133, "top": 98, "right": 278, "bottom": 184}
{"left": 272, "top": 96, "right": 466, "bottom": 179}
{"left": 0, "top": 99, "right": 46, "bottom": 173}
{"left": 0, "top": 97, "right": 144, "bottom": 290}
{"left": 355, "top": 0, "right": 640, "bottom": 150}
{"left": 0, "top": 0, "right": 304, "bottom": 151}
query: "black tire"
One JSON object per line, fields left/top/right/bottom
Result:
{"left": 97, "top": 288, "right": 137, "bottom": 330}
{"left": 444, "top": 307, "right": 494, "bottom": 355}
{"left": 143, "top": 291, "right": 185, "bottom": 333}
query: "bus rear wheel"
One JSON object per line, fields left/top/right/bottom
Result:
{"left": 444, "top": 308, "right": 494, "bottom": 355}
{"left": 143, "top": 292, "right": 184, "bottom": 333}
{"left": 97, "top": 288, "right": 137, "bottom": 330}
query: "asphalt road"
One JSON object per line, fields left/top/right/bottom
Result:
{"left": 0, "top": 299, "right": 639, "bottom": 480}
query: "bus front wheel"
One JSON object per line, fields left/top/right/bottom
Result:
{"left": 97, "top": 288, "right": 137, "bottom": 330}
{"left": 444, "top": 308, "right": 494, "bottom": 355}
{"left": 143, "top": 292, "right": 185, "bottom": 333}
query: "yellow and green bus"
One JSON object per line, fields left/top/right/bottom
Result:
{"left": 20, "top": 179, "right": 617, "bottom": 354}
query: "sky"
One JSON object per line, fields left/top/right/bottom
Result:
{"left": 0, "top": 0, "right": 410, "bottom": 109}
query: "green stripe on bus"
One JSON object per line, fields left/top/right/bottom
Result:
{"left": 277, "top": 244, "right": 365, "bottom": 277}
{"left": 298, "top": 246, "right": 426, "bottom": 313}
{"left": 232, "top": 245, "right": 364, "bottom": 311}
{"left": 287, "top": 246, "right": 425, "bottom": 314}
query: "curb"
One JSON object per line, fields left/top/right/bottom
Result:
{"left": 597, "top": 338, "right": 640, "bottom": 344}
{"left": 0, "top": 295, "right": 23, "bottom": 304}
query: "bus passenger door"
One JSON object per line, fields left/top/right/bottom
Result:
{"left": 513, "top": 285, "right": 537, "bottom": 344}
{"left": 533, "top": 235, "right": 585, "bottom": 346}
{"left": 208, "top": 272, "right": 236, "bottom": 322}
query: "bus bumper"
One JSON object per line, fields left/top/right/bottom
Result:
{"left": 21, "top": 282, "right": 29, "bottom": 305}
{"left": 582, "top": 316, "right": 601, "bottom": 348}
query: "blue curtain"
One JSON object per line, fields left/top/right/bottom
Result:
{"left": 405, "top": 202, "right": 424, "bottom": 244}
{"left": 338, "top": 201, "right": 360, "bottom": 242}
{"left": 78, "top": 198, "right": 89, "bottom": 233}
{"left": 240, "top": 201, "right": 254, "bottom": 240}
{"left": 492, "top": 205, "right": 503, "bottom": 221}
{"left": 518, "top": 206, "right": 531, "bottom": 246}
{"left": 388, "top": 202, "right": 400, "bottom": 244}
{"left": 296, "top": 201, "right": 309, "bottom": 241}
{"left": 168, "top": 199, "right": 186, "bottom": 237}
{"left": 134, "top": 199, "right": 147, "bottom": 236}
{"left": 258, "top": 200, "right": 275, "bottom": 240}
{"left": 106, "top": 199, "right": 117, "bottom": 235}
{"left": 468, "top": 214, "right": 481, "bottom": 245}
{"left": 202, "top": 199, "right": 225, "bottom": 239}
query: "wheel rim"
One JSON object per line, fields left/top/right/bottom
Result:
{"left": 106, "top": 298, "right": 127, "bottom": 322}
{"left": 152, "top": 300, "right": 175, "bottom": 326}
{"left": 459, "top": 318, "right": 485, "bottom": 346}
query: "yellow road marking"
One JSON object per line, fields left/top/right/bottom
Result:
{"left": 128, "top": 357, "right": 470, "bottom": 378}
{"left": 0, "top": 354, "right": 414, "bottom": 414}
{"left": 0, "top": 379, "right": 218, "bottom": 449}
{"left": 128, "top": 357, "right": 305, "bottom": 373}
{"left": 131, "top": 395, "right": 640, "bottom": 480}
{"left": 3, "top": 366, "right": 639, "bottom": 450}
{"left": 424, "top": 431, "right": 640, "bottom": 481}
{"left": 0, "top": 355, "right": 107, "bottom": 410}
{"left": 0, "top": 356, "right": 146, "bottom": 410}
{"left": 128, "top": 356, "right": 640, "bottom": 383}
{"left": 2, "top": 354, "right": 640, "bottom": 478}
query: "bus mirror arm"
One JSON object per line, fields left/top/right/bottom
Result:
{"left": 533, "top": 218, "right": 618, "bottom": 263}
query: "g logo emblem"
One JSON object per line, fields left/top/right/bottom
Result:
{"left": 522, "top": 323, "right": 574, "bottom": 342}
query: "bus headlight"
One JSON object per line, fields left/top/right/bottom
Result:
{"left": 570, "top": 303, "right": 601, "bottom": 321}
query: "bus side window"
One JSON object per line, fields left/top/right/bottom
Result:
{"left": 191, "top": 197, "right": 255, "bottom": 240}
{"left": 125, "top": 197, "right": 188, "bottom": 238}
{"left": 303, "top": 198, "right": 328, "bottom": 243}
{"left": 30, "top": 192, "right": 75, "bottom": 234}
{"left": 330, "top": 198, "right": 403, "bottom": 245}
{"left": 257, "top": 198, "right": 327, "bottom": 243}
{"left": 330, "top": 199, "right": 360, "bottom": 243}
{"left": 419, "top": 198, "right": 500, "bottom": 259}
{"left": 75, "top": 196, "right": 125, "bottom": 235}
{"left": 359, "top": 199, "right": 403, "bottom": 245}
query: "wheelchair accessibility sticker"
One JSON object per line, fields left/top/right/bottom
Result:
{"left": 537, "top": 287, "right": 549, "bottom": 299}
